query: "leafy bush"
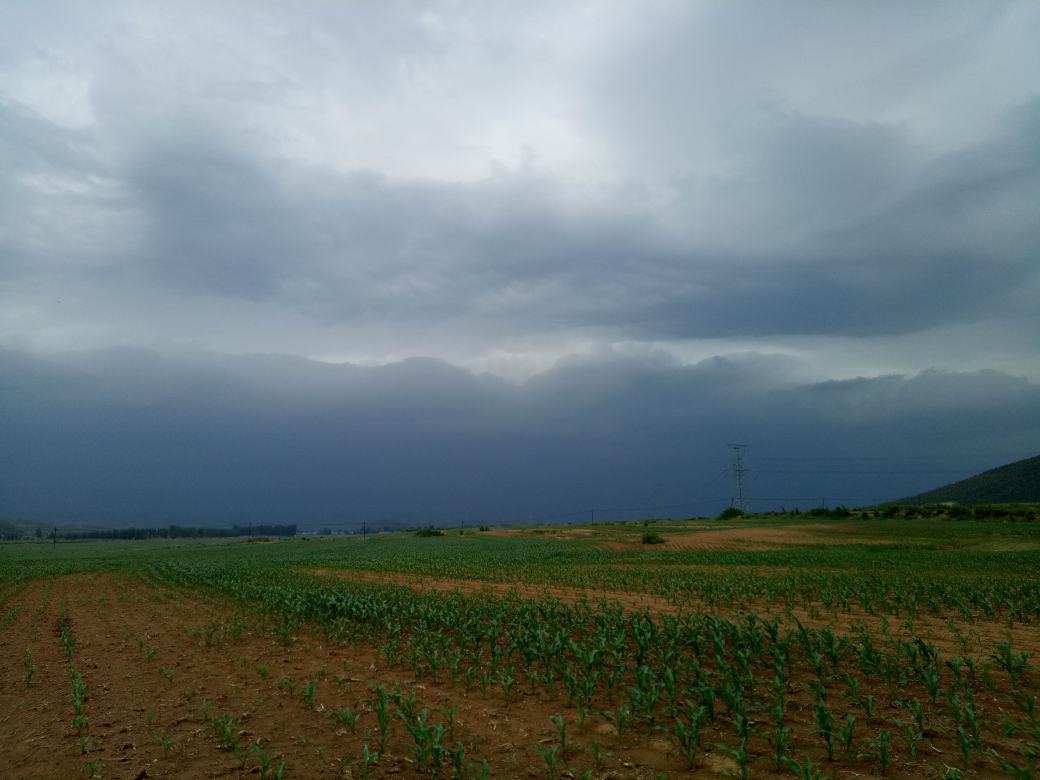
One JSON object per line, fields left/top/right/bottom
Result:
{"left": 641, "top": 531, "right": 664, "bottom": 545}
{"left": 718, "top": 507, "right": 745, "bottom": 520}
{"left": 413, "top": 529, "right": 444, "bottom": 537}
{"left": 478, "top": 526, "right": 490, "bottom": 532}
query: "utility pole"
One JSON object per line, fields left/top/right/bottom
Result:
{"left": 590, "top": 509, "right": 595, "bottom": 525}
{"left": 53, "top": 527, "right": 57, "bottom": 549}
{"left": 362, "top": 522, "right": 366, "bottom": 539}
{"left": 727, "top": 444, "right": 750, "bottom": 513}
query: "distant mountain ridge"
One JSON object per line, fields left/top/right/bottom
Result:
{"left": 894, "top": 454, "right": 1040, "bottom": 505}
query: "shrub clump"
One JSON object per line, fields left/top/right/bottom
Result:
{"left": 641, "top": 530, "right": 664, "bottom": 545}
{"left": 718, "top": 507, "right": 745, "bottom": 520}
{"left": 413, "top": 529, "right": 444, "bottom": 537}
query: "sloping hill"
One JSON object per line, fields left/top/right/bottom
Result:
{"left": 894, "top": 454, "right": 1040, "bottom": 505}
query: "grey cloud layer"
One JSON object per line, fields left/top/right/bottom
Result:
{"left": 0, "top": 1, "right": 1038, "bottom": 358}
{"left": 1, "top": 347, "right": 1036, "bottom": 526}
{"left": 3, "top": 95, "right": 1038, "bottom": 343}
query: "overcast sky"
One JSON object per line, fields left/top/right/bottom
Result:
{"left": 1, "top": 1, "right": 1038, "bottom": 527}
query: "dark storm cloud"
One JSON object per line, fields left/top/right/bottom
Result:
{"left": 0, "top": 1, "right": 1037, "bottom": 364}
{"left": 1, "top": 347, "right": 1036, "bottom": 527}
{"left": 23, "top": 94, "right": 1025, "bottom": 341}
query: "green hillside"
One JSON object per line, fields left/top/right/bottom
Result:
{"left": 895, "top": 454, "right": 1040, "bottom": 505}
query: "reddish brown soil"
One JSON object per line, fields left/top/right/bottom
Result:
{"left": 1, "top": 573, "right": 1034, "bottom": 780}
{"left": 606, "top": 525, "right": 896, "bottom": 552}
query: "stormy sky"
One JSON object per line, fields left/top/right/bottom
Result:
{"left": 1, "top": 2, "right": 1038, "bottom": 528}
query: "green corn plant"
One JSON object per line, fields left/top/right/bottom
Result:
{"left": 23, "top": 650, "right": 36, "bottom": 688}
{"left": 813, "top": 698, "right": 836, "bottom": 761}
{"left": 148, "top": 724, "right": 173, "bottom": 758}
{"left": 334, "top": 705, "right": 360, "bottom": 732}
{"left": 860, "top": 694, "right": 876, "bottom": 724}
{"left": 549, "top": 714, "right": 577, "bottom": 754}
{"left": 208, "top": 713, "right": 243, "bottom": 751}
{"left": 868, "top": 730, "right": 891, "bottom": 777}
{"left": 530, "top": 743, "right": 566, "bottom": 780}
{"left": 253, "top": 745, "right": 280, "bottom": 778}
{"left": 985, "top": 747, "right": 1037, "bottom": 780}
{"left": 437, "top": 702, "right": 458, "bottom": 740}
{"left": 300, "top": 677, "right": 318, "bottom": 710}
{"left": 401, "top": 708, "right": 446, "bottom": 774}
{"left": 921, "top": 663, "right": 940, "bottom": 705}
{"left": 365, "top": 686, "right": 395, "bottom": 754}
{"left": 834, "top": 714, "right": 863, "bottom": 767}
{"left": 670, "top": 705, "right": 705, "bottom": 770}
{"left": 589, "top": 741, "right": 612, "bottom": 770}
{"left": 783, "top": 752, "right": 832, "bottom": 780}
{"left": 890, "top": 716, "right": 922, "bottom": 759}
{"left": 352, "top": 744, "right": 378, "bottom": 780}
{"left": 941, "top": 722, "right": 975, "bottom": 771}
{"left": 762, "top": 702, "right": 792, "bottom": 772}
{"left": 714, "top": 713, "right": 753, "bottom": 780}
{"left": 445, "top": 741, "right": 467, "bottom": 779}
{"left": 991, "top": 640, "right": 1032, "bottom": 688}
{"left": 601, "top": 704, "right": 634, "bottom": 743}
{"left": 498, "top": 667, "right": 516, "bottom": 705}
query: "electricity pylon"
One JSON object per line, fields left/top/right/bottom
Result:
{"left": 728, "top": 444, "right": 750, "bottom": 512}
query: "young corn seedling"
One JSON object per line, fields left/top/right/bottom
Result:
{"left": 549, "top": 714, "right": 578, "bottom": 755}
{"left": 23, "top": 650, "right": 36, "bottom": 688}
{"left": 366, "top": 686, "right": 395, "bottom": 754}
{"left": 890, "top": 716, "right": 922, "bottom": 759}
{"left": 401, "top": 709, "right": 446, "bottom": 775}
{"left": 813, "top": 698, "right": 836, "bottom": 761}
{"left": 334, "top": 705, "right": 360, "bottom": 732}
{"left": 783, "top": 751, "right": 831, "bottom": 780}
{"left": 985, "top": 747, "right": 1037, "bottom": 780}
{"left": 834, "top": 714, "right": 864, "bottom": 767}
{"left": 601, "top": 704, "right": 635, "bottom": 743}
{"left": 497, "top": 666, "right": 516, "bottom": 705}
{"left": 762, "top": 702, "right": 792, "bottom": 772}
{"left": 208, "top": 713, "right": 243, "bottom": 751}
{"left": 252, "top": 745, "right": 285, "bottom": 779}
{"left": 300, "top": 678, "right": 318, "bottom": 710}
{"left": 148, "top": 725, "right": 174, "bottom": 759}
{"left": 991, "top": 640, "right": 1032, "bottom": 689}
{"left": 589, "top": 741, "right": 612, "bottom": 770}
{"left": 437, "top": 702, "right": 458, "bottom": 740}
{"left": 714, "top": 713, "right": 754, "bottom": 780}
{"left": 670, "top": 706, "right": 705, "bottom": 770}
{"left": 530, "top": 743, "right": 566, "bottom": 780}
{"left": 445, "top": 741, "right": 468, "bottom": 779}
{"left": 868, "top": 730, "right": 892, "bottom": 777}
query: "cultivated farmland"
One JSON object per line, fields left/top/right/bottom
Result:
{"left": 2, "top": 511, "right": 1040, "bottom": 779}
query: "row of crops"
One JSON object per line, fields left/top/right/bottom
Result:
{"left": 3, "top": 532, "right": 1040, "bottom": 777}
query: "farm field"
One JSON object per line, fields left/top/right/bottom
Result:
{"left": 2, "top": 511, "right": 1040, "bottom": 780}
